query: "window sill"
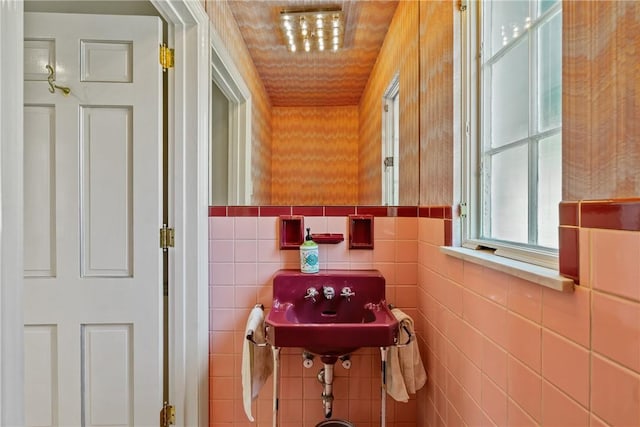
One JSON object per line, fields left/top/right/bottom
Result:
{"left": 439, "top": 246, "right": 574, "bottom": 292}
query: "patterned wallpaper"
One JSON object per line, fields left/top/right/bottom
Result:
{"left": 271, "top": 106, "right": 359, "bottom": 205}
{"left": 206, "top": 0, "right": 272, "bottom": 204}
{"left": 419, "top": 1, "right": 454, "bottom": 206}
{"left": 563, "top": 0, "right": 640, "bottom": 201}
{"left": 226, "top": 0, "right": 398, "bottom": 107}
{"left": 203, "top": 0, "right": 640, "bottom": 206}
{"left": 207, "top": 0, "right": 421, "bottom": 206}
{"left": 358, "top": 1, "right": 420, "bottom": 205}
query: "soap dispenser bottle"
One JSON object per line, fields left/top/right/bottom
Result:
{"left": 300, "top": 228, "right": 319, "bottom": 273}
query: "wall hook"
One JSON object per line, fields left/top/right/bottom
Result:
{"left": 45, "top": 65, "right": 71, "bottom": 96}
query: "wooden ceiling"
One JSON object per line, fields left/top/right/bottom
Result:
{"left": 227, "top": 0, "right": 399, "bottom": 107}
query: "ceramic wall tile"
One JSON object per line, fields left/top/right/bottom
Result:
{"left": 591, "top": 229, "right": 640, "bottom": 301}
{"left": 542, "top": 380, "right": 589, "bottom": 427}
{"left": 592, "top": 291, "right": 640, "bottom": 373}
{"left": 591, "top": 354, "right": 640, "bottom": 427}
{"left": 507, "top": 357, "right": 542, "bottom": 423}
{"left": 542, "top": 285, "right": 590, "bottom": 347}
{"left": 541, "top": 329, "right": 590, "bottom": 407}
{"left": 507, "top": 276, "right": 543, "bottom": 323}
{"left": 482, "top": 374, "right": 507, "bottom": 426}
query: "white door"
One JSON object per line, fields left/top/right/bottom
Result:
{"left": 23, "top": 12, "right": 163, "bottom": 427}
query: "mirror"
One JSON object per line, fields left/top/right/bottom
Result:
{"left": 209, "top": 1, "right": 420, "bottom": 206}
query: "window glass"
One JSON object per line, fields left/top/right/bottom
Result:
{"left": 485, "top": 37, "right": 529, "bottom": 148}
{"left": 537, "top": 133, "right": 561, "bottom": 247}
{"left": 484, "top": 0, "right": 530, "bottom": 55}
{"left": 539, "top": 0, "right": 559, "bottom": 16}
{"left": 486, "top": 145, "right": 529, "bottom": 244}
{"left": 538, "top": 10, "right": 562, "bottom": 131}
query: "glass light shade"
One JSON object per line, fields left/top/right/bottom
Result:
{"left": 280, "top": 7, "right": 344, "bottom": 53}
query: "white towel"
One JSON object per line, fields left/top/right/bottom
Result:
{"left": 242, "top": 306, "right": 273, "bottom": 421}
{"left": 386, "top": 308, "right": 427, "bottom": 402}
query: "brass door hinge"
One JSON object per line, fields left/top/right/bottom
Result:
{"left": 160, "top": 402, "right": 175, "bottom": 427}
{"left": 160, "top": 225, "right": 175, "bottom": 250}
{"left": 159, "top": 43, "right": 174, "bottom": 71}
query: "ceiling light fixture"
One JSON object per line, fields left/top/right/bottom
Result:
{"left": 279, "top": 7, "right": 344, "bottom": 53}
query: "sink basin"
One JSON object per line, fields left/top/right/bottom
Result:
{"left": 265, "top": 269, "right": 399, "bottom": 357}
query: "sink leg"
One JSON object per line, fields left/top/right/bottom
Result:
{"left": 272, "top": 346, "right": 281, "bottom": 427}
{"left": 380, "top": 347, "right": 388, "bottom": 427}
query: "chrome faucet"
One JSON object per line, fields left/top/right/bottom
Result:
{"left": 304, "top": 287, "right": 319, "bottom": 303}
{"left": 323, "top": 286, "right": 335, "bottom": 300}
{"left": 340, "top": 286, "right": 356, "bottom": 301}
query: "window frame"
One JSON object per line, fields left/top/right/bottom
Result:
{"left": 460, "top": 0, "right": 562, "bottom": 270}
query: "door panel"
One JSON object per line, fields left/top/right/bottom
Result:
{"left": 80, "top": 41, "right": 133, "bottom": 83}
{"left": 80, "top": 106, "right": 133, "bottom": 278}
{"left": 24, "top": 12, "right": 163, "bottom": 427}
{"left": 24, "top": 105, "right": 56, "bottom": 278}
{"left": 24, "top": 325, "right": 58, "bottom": 427}
{"left": 81, "top": 324, "right": 133, "bottom": 427}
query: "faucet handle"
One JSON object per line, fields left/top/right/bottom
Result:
{"left": 340, "top": 286, "right": 356, "bottom": 300}
{"left": 304, "top": 287, "right": 319, "bottom": 303}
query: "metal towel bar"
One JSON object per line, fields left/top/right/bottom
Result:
{"left": 395, "top": 322, "right": 414, "bottom": 347}
{"left": 388, "top": 304, "right": 415, "bottom": 347}
{"left": 246, "top": 303, "right": 269, "bottom": 347}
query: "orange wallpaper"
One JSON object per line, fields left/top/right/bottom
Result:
{"left": 358, "top": 1, "right": 420, "bottom": 205}
{"left": 206, "top": 0, "right": 272, "bottom": 204}
{"left": 226, "top": 1, "right": 398, "bottom": 107}
{"left": 419, "top": 1, "right": 454, "bottom": 206}
{"left": 563, "top": 1, "right": 640, "bottom": 201}
{"left": 271, "top": 106, "right": 359, "bottom": 205}
{"left": 205, "top": 0, "right": 640, "bottom": 206}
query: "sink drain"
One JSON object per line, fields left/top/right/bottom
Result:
{"left": 315, "top": 420, "right": 354, "bottom": 427}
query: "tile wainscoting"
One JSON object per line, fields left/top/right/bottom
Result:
{"left": 209, "top": 201, "right": 640, "bottom": 426}
{"left": 208, "top": 207, "right": 426, "bottom": 426}
{"left": 418, "top": 199, "right": 640, "bottom": 426}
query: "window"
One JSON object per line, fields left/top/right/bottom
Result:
{"left": 463, "top": 0, "right": 562, "bottom": 267}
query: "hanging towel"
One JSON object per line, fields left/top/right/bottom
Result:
{"left": 242, "top": 306, "right": 273, "bottom": 421}
{"left": 386, "top": 308, "right": 427, "bottom": 402}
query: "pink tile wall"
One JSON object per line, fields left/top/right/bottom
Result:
{"left": 416, "top": 217, "right": 640, "bottom": 427}
{"left": 209, "top": 215, "right": 419, "bottom": 426}
{"left": 210, "top": 212, "right": 640, "bottom": 426}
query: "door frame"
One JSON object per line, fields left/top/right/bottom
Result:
{"left": 0, "top": 1, "right": 210, "bottom": 425}
{"left": 0, "top": 2, "right": 25, "bottom": 425}
{"left": 210, "top": 25, "right": 253, "bottom": 205}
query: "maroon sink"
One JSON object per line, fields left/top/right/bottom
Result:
{"left": 265, "top": 269, "right": 399, "bottom": 357}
